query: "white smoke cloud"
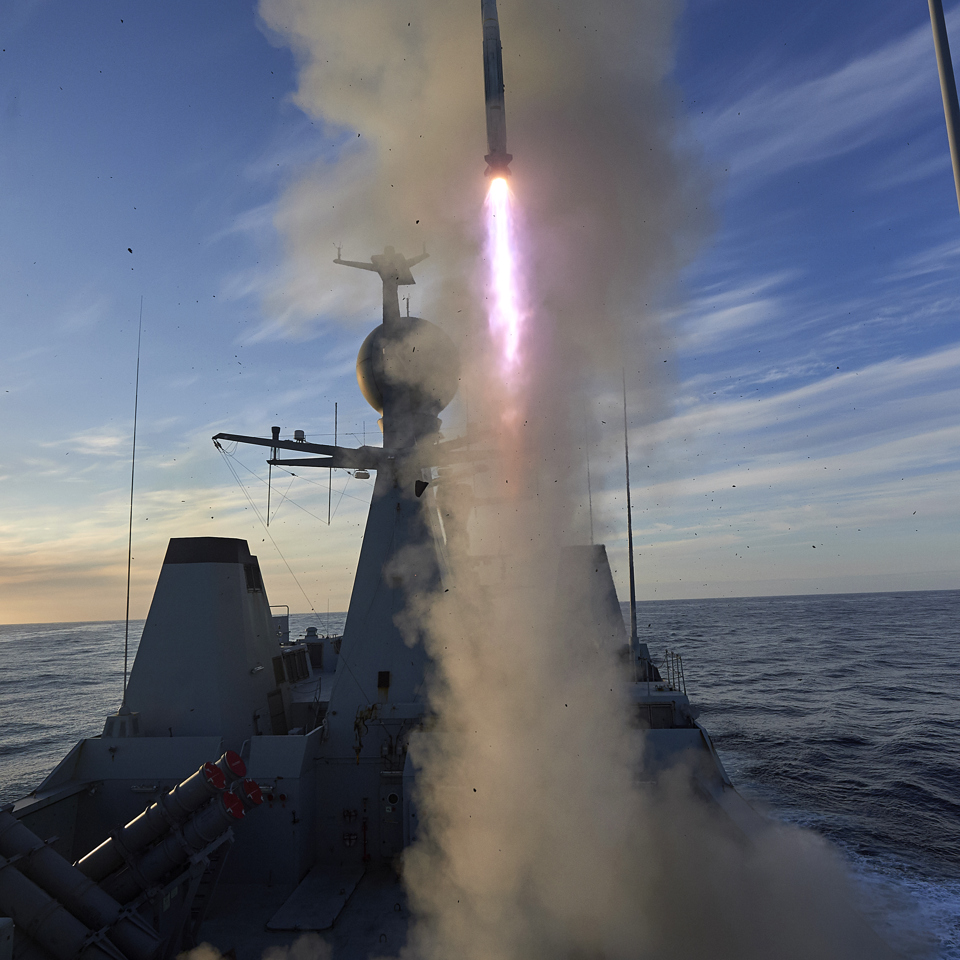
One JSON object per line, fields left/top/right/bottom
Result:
{"left": 178, "top": 934, "right": 332, "bottom": 960}
{"left": 255, "top": 2, "right": 907, "bottom": 958}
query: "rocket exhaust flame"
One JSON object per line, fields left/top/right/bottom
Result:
{"left": 485, "top": 176, "right": 523, "bottom": 377}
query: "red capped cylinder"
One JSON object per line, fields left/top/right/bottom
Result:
{"left": 220, "top": 790, "right": 245, "bottom": 821}
{"left": 231, "top": 779, "right": 263, "bottom": 810}
{"left": 202, "top": 762, "right": 227, "bottom": 791}
{"left": 215, "top": 750, "right": 246, "bottom": 783}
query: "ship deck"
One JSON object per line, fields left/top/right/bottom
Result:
{"left": 201, "top": 867, "right": 410, "bottom": 960}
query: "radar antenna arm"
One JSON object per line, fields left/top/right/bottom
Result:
{"left": 269, "top": 457, "right": 363, "bottom": 469}
{"left": 333, "top": 257, "right": 379, "bottom": 271}
{"left": 212, "top": 432, "right": 384, "bottom": 471}
{"left": 332, "top": 245, "right": 428, "bottom": 324}
{"left": 405, "top": 244, "right": 428, "bottom": 268}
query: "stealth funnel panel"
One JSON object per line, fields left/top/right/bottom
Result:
{"left": 124, "top": 538, "right": 279, "bottom": 745}
{"left": 555, "top": 544, "right": 628, "bottom": 650}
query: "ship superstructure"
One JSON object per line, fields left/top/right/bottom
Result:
{"left": 1, "top": 235, "right": 902, "bottom": 960}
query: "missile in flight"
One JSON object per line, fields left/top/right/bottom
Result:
{"left": 481, "top": 0, "right": 512, "bottom": 176}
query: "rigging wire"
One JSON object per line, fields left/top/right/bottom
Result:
{"left": 266, "top": 459, "right": 273, "bottom": 527}
{"left": 214, "top": 440, "right": 323, "bottom": 623}
{"left": 220, "top": 444, "right": 369, "bottom": 517}
{"left": 277, "top": 462, "right": 372, "bottom": 498}
{"left": 213, "top": 438, "right": 375, "bottom": 708}
{"left": 327, "top": 402, "right": 337, "bottom": 525}
{"left": 267, "top": 473, "right": 297, "bottom": 523}
{"left": 331, "top": 472, "right": 352, "bottom": 521}
{"left": 122, "top": 297, "right": 143, "bottom": 707}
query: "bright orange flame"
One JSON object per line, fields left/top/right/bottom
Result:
{"left": 485, "top": 176, "right": 522, "bottom": 373}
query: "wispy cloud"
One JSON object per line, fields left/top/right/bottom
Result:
{"left": 242, "top": 117, "right": 347, "bottom": 185}
{"left": 889, "top": 236, "right": 960, "bottom": 282}
{"left": 51, "top": 430, "right": 128, "bottom": 457}
{"left": 693, "top": 16, "right": 942, "bottom": 180}
{"left": 57, "top": 295, "right": 111, "bottom": 333}
{"left": 208, "top": 201, "right": 277, "bottom": 245}
{"left": 652, "top": 341, "right": 960, "bottom": 453}
{"left": 669, "top": 271, "right": 795, "bottom": 351}
{"left": 0, "top": 462, "right": 373, "bottom": 623}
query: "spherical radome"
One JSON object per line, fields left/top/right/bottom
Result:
{"left": 356, "top": 328, "right": 385, "bottom": 413}
{"left": 356, "top": 317, "right": 459, "bottom": 416}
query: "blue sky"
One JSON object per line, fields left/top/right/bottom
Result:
{"left": 631, "top": 0, "right": 960, "bottom": 599}
{"left": 1, "top": 0, "right": 958, "bottom": 622}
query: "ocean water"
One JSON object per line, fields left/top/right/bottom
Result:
{"left": 637, "top": 590, "right": 960, "bottom": 959}
{"left": 1, "top": 594, "right": 957, "bottom": 956}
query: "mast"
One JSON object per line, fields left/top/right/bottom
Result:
{"left": 622, "top": 369, "right": 639, "bottom": 673}
{"left": 929, "top": 0, "right": 960, "bottom": 215}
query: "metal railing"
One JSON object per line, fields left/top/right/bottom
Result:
{"left": 662, "top": 649, "right": 686, "bottom": 694}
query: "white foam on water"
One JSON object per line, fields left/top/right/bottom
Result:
{"left": 725, "top": 796, "right": 960, "bottom": 959}
{"left": 847, "top": 854, "right": 960, "bottom": 960}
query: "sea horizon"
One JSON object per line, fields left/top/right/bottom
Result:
{"left": 2, "top": 585, "right": 958, "bottom": 629}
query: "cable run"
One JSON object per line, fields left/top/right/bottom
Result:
{"left": 214, "top": 439, "right": 378, "bottom": 710}
{"left": 214, "top": 440, "right": 323, "bottom": 625}
{"left": 223, "top": 444, "right": 372, "bottom": 508}
{"left": 268, "top": 474, "right": 298, "bottom": 524}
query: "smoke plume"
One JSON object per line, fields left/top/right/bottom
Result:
{"left": 179, "top": 934, "right": 331, "bottom": 960}
{"left": 257, "top": 1, "right": 901, "bottom": 958}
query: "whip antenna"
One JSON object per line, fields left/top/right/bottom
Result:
{"left": 327, "top": 402, "right": 337, "bottom": 525}
{"left": 584, "top": 411, "right": 595, "bottom": 545}
{"left": 622, "top": 369, "right": 639, "bottom": 677}
{"left": 122, "top": 297, "right": 143, "bottom": 705}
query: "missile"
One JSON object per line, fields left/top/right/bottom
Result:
{"left": 481, "top": 0, "right": 512, "bottom": 176}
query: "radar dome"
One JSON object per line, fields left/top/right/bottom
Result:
{"left": 356, "top": 317, "right": 459, "bottom": 416}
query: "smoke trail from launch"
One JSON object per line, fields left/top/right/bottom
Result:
{"left": 257, "top": 1, "right": 901, "bottom": 958}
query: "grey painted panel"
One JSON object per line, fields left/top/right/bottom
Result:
{"left": 245, "top": 730, "right": 322, "bottom": 780}
{"left": 266, "top": 863, "right": 364, "bottom": 931}
{"left": 18, "top": 738, "right": 225, "bottom": 862}
{"left": 73, "top": 738, "right": 224, "bottom": 782}
{"left": 555, "top": 544, "right": 627, "bottom": 649}
{"left": 223, "top": 730, "right": 324, "bottom": 885}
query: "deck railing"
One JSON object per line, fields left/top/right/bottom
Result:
{"left": 662, "top": 649, "right": 686, "bottom": 695}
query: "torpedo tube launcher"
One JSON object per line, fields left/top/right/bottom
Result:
{"left": 481, "top": 0, "right": 512, "bottom": 176}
